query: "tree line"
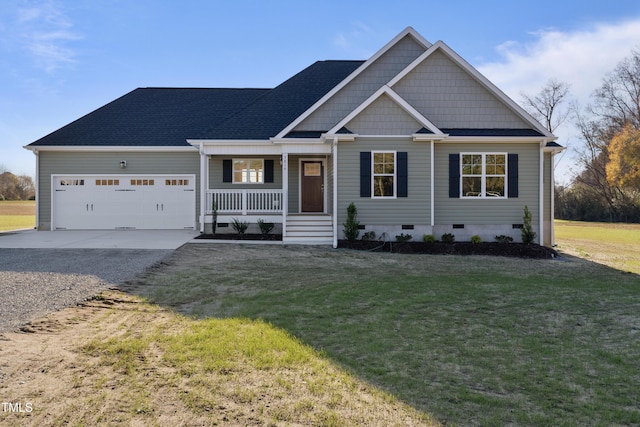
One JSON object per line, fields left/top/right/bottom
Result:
{"left": 0, "top": 167, "right": 35, "bottom": 200}
{"left": 521, "top": 48, "right": 640, "bottom": 223}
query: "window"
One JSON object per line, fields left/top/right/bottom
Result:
{"left": 164, "top": 179, "right": 188, "bottom": 186}
{"left": 60, "top": 179, "right": 84, "bottom": 186}
{"left": 372, "top": 151, "right": 396, "bottom": 197}
{"left": 233, "top": 159, "right": 264, "bottom": 184}
{"left": 131, "top": 179, "right": 155, "bottom": 186}
{"left": 461, "top": 153, "right": 506, "bottom": 198}
{"left": 96, "top": 179, "right": 120, "bottom": 186}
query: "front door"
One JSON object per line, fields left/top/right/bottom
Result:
{"left": 301, "top": 161, "right": 324, "bottom": 212}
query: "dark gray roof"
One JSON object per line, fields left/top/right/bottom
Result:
{"left": 440, "top": 128, "right": 545, "bottom": 137}
{"left": 27, "top": 60, "right": 364, "bottom": 147}
{"left": 199, "top": 60, "right": 364, "bottom": 140}
{"left": 28, "top": 88, "right": 269, "bottom": 147}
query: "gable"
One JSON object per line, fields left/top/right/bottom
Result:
{"left": 392, "top": 49, "right": 531, "bottom": 129}
{"left": 293, "top": 34, "right": 427, "bottom": 132}
{"left": 344, "top": 93, "right": 426, "bottom": 135}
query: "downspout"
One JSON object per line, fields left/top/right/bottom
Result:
{"left": 551, "top": 151, "right": 556, "bottom": 246}
{"left": 539, "top": 141, "right": 545, "bottom": 246}
{"left": 34, "top": 149, "right": 39, "bottom": 230}
{"left": 430, "top": 140, "right": 434, "bottom": 227}
{"left": 199, "top": 142, "right": 206, "bottom": 233}
{"left": 332, "top": 137, "right": 339, "bottom": 248}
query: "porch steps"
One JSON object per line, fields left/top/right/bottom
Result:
{"left": 284, "top": 215, "right": 333, "bottom": 245}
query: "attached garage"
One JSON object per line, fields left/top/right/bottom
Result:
{"left": 52, "top": 174, "right": 196, "bottom": 230}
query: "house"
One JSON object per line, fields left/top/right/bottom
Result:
{"left": 24, "top": 27, "right": 562, "bottom": 247}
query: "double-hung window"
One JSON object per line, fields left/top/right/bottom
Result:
{"left": 233, "top": 159, "right": 264, "bottom": 184}
{"left": 461, "top": 153, "right": 506, "bottom": 198}
{"left": 372, "top": 151, "right": 396, "bottom": 198}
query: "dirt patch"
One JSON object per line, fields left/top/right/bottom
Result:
{"left": 195, "top": 233, "right": 282, "bottom": 241}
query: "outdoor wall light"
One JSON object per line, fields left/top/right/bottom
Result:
{"left": 119, "top": 160, "right": 127, "bottom": 169}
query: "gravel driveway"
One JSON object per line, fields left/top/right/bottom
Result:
{"left": 0, "top": 248, "right": 172, "bottom": 333}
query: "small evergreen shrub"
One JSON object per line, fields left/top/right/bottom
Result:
{"left": 231, "top": 218, "right": 249, "bottom": 235}
{"left": 422, "top": 234, "right": 436, "bottom": 243}
{"left": 522, "top": 205, "right": 537, "bottom": 244}
{"left": 257, "top": 218, "right": 274, "bottom": 236}
{"left": 495, "top": 235, "right": 514, "bottom": 244}
{"left": 362, "top": 231, "right": 376, "bottom": 241}
{"left": 441, "top": 233, "right": 455, "bottom": 244}
{"left": 470, "top": 235, "right": 482, "bottom": 244}
{"left": 343, "top": 202, "right": 360, "bottom": 241}
{"left": 395, "top": 233, "right": 413, "bottom": 242}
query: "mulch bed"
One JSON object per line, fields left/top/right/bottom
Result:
{"left": 195, "top": 233, "right": 282, "bottom": 241}
{"left": 338, "top": 240, "right": 558, "bottom": 259}
{"left": 194, "top": 234, "right": 557, "bottom": 259}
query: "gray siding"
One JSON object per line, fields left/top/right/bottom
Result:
{"left": 208, "top": 156, "right": 282, "bottom": 190}
{"left": 295, "top": 35, "right": 426, "bottom": 131}
{"left": 346, "top": 94, "right": 423, "bottom": 135}
{"left": 393, "top": 50, "right": 530, "bottom": 129}
{"left": 38, "top": 151, "right": 199, "bottom": 229}
{"left": 434, "top": 142, "right": 540, "bottom": 225}
{"left": 336, "top": 137, "right": 431, "bottom": 227}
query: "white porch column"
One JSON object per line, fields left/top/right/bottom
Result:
{"left": 199, "top": 142, "right": 207, "bottom": 233}
{"left": 282, "top": 152, "right": 288, "bottom": 238}
{"left": 539, "top": 142, "right": 545, "bottom": 245}
{"left": 332, "top": 138, "right": 339, "bottom": 248}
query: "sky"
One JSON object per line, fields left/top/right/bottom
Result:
{"left": 2, "top": 0, "right": 640, "bottom": 185}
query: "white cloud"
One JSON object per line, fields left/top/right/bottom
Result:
{"left": 476, "top": 18, "right": 640, "bottom": 183}
{"left": 478, "top": 18, "right": 640, "bottom": 108}
{"left": 14, "top": 0, "right": 82, "bottom": 73}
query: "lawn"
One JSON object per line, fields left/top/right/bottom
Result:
{"left": 121, "top": 241, "right": 640, "bottom": 426}
{"left": 555, "top": 220, "right": 640, "bottom": 274}
{"left": 0, "top": 200, "right": 35, "bottom": 231}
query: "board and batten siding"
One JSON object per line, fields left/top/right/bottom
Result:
{"left": 336, "top": 137, "right": 431, "bottom": 227}
{"left": 433, "top": 142, "right": 540, "bottom": 225}
{"left": 37, "top": 151, "right": 200, "bottom": 230}
{"left": 208, "top": 156, "right": 282, "bottom": 190}
{"left": 295, "top": 35, "right": 426, "bottom": 132}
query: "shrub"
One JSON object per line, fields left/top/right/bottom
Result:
{"left": 522, "top": 205, "right": 537, "bottom": 244}
{"left": 343, "top": 202, "right": 360, "bottom": 241}
{"left": 231, "top": 218, "right": 248, "bottom": 235}
{"left": 395, "top": 233, "right": 413, "bottom": 242}
{"left": 470, "top": 235, "right": 482, "bottom": 244}
{"left": 495, "top": 235, "right": 514, "bottom": 244}
{"left": 211, "top": 201, "right": 218, "bottom": 234}
{"left": 257, "top": 218, "right": 274, "bottom": 236}
{"left": 441, "top": 233, "right": 455, "bottom": 244}
{"left": 422, "top": 234, "right": 436, "bottom": 243}
{"left": 362, "top": 231, "right": 376, "bottom": 241}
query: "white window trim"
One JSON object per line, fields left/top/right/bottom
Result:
{"left": 232, "top": 158, "right": 264, "bottom": 184}
{"left": 460, "top": 152, "right": 507, "bottom": 199}
{"left": 371, "top": 150, "right": 397, "bottom": 199}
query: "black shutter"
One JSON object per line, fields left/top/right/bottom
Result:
{"left": 508, "top": 153, "right": 518, "bottom": 198}
{"left": 449, "top": 153, "right": 460, "bottom": 198}
{"left": 397, "top": 152, "right": 408, "bottom": 197}
{"left": 222, "top": 159, "right": 232, "bottom": 183}
{"left": 264, "top": 159, "right": 274, "bottom": 183}
{"left": 360, "top": 152, "right": 371, "bottom": 197}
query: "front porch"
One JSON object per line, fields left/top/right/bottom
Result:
{"left": 200, "top": 151, "right": 336, "bottom": 244}
{"left": 203, "top": 188, "right": 333, "bottom": 244}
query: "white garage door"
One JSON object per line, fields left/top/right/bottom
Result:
{"left": 52, "top": 175, "right": 196, "bottom": 230}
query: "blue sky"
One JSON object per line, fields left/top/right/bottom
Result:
{"left": 2, "top": 0, "right": 640, "bottom": 184}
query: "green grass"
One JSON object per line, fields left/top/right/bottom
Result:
{"left": 128, "top": 244, "right": 640, "bottom": 426}
{"left": 555, "top": 220, "right": 640, "bottom": 274}
{"left": 0, "top": 200, "right": 35, "bottom": 231}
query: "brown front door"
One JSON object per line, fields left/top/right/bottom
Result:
{"left": 301, "top": 161, "right": 324, "bottom": 212}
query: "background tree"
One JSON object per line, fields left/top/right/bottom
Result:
{"left": 0, "top": 171, "right": 35, "bottom": 200}
{"left": 521, "top": 78, "right": 572, "bottom": 133}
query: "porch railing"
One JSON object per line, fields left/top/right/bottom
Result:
{"left": 206, "top": 189, "right": 283, "bottom": 214}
